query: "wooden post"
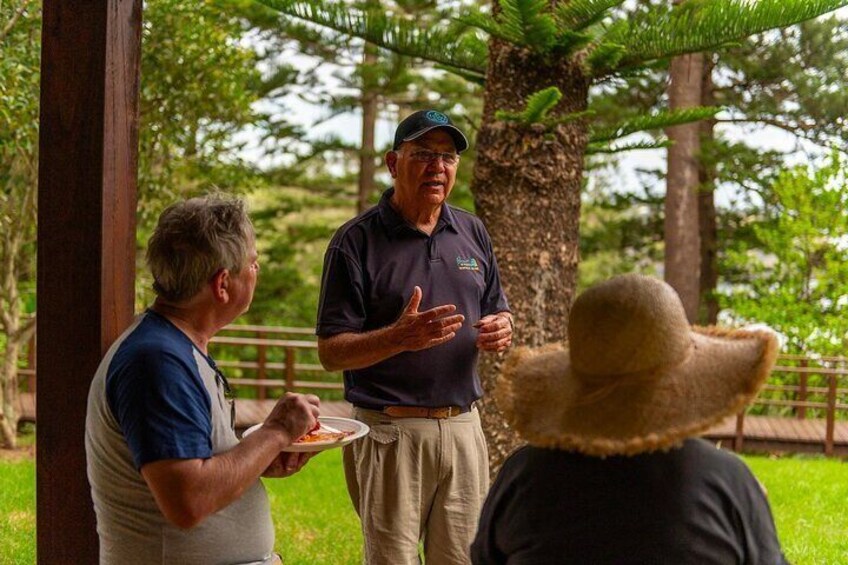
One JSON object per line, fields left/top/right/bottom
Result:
{"left": 734, "top": 411, "right": 745, "bottom": 452}
{"left": 825, "top": 374, "right": 837, "bottom": 456}
{"left": 37, "top": 1, "right": 141, "bottom": 562}
{"left": 257, "top": 331, "right": 267, "bottom": 400}
{"left": 797, "top": 358, "right": 808, "bottom": 420}
{"left": 285, "top": 347, "right": 296, "bottom": 392}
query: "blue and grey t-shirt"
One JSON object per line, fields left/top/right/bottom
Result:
{"left": 85, "top": 310, "right": 275, "bottom": 565}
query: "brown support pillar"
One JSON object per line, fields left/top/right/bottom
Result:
{"left": 37, "top": 1, "right": 141, "bottom": 562}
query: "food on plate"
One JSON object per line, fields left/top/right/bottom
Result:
{"left": 296, "top": 421, "right": 355, "bottom": 444}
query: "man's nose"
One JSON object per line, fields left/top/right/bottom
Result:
{"left": 426, "top": 157, "right": 447, "bottom": 172}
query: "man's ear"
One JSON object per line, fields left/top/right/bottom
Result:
{"left": 385, "top": 151, "right": 399, "bottom": 178}
{"left": 209, "top": 268, "right": 230, "bottom": 304}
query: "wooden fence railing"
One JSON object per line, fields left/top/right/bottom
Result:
{"left": 16, "top": 324, "right": 848, "bottom": 454}
{"left": 209, "top": 324, "right": 343, "bottom": 399}
{"left": 732, "top": 354, "right": 848, "bottom": 455}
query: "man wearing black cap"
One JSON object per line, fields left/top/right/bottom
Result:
{"left": 316, "top": 110, "right": 513, "bottom": 564}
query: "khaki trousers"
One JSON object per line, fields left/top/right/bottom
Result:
{"left": 343, "top": 407, "right": 489, "bottom": 565}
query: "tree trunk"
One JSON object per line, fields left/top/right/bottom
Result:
{"left": 357, "top": 45, "right": 379, "bottom": 214}
{"left": 0, "top": 333, "right": 21, "bottom": 448}
{"left": 472, "top": 40, "right": 590, "bottom": 475}
{"left": 665, "top": 49, "right": 704, "bottom": 322}
{"left": 698, "top": 55, "right": 719, "bottom": 325}
{"left": 0, "top": 264, "right": 23, "bottom": 448}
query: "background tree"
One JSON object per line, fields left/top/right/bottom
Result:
{"left": 586, "top": 12, "right": 848, "bottom": 324}
{"left": 134, "top": 0, "right": 306, "bottom": 306}
{"left": 0, "top": 0, "right": 301, "bottom": 447}
{"left": 665, "top": 0, "right": 704, "bottom": 322}
{"left": 0, "top": 0, "right": 39, "bottom": 448}
{"left": 724, "top": 150, "right": 848, "bottom": 357}
{"left": 252, "top": 0, "right": 848, "bottom": 470}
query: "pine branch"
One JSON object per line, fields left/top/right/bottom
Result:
{"left": 433, "top": 64, "right": 486, "bottom": 85}
{"left": 496, "top": 87, "right": 562, "bottom": 123}
{"left": 555, "top": 0, "right": 626, "bottom": 31}
{"left": 589, "top": 106, "right": 720, "bottom": 143}
{"left": 594, "top": 0, "right": 848, "bottom": 76}
{"left": 255, "top": 0, "right": 488, "bottom": 74}
{"left": 458, "top": 0, "right": 558, "bottom": 54}
{"left": 584, "top": 41, "right": 626, "bottom": 73}
{"left": 496, "top": 87, "right": 595, "bottom": 128}
{"left": 586, "top": 139, "right": 672, "bottom": 155}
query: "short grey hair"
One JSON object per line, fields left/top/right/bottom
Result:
{"left": 146, "top": 195, "right": 255, "bottom": 302}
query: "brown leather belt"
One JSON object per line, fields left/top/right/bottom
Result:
{"left": 382, "top": 405, "right": 470, "bottom": 419}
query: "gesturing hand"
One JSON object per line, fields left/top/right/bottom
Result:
{"left": 473, "top": 313, "right": 513, "bottom": 352}
{"left": 390, "top": 286, "right": 465, "bottom": 352}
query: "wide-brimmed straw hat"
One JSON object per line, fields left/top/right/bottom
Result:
{"left": 496, "top": 274, "right": 778, "bottom": 457}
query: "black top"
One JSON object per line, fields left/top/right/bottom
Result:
{"left": 471, "top": 439, "right": 788, "bottom": 565}
{"left": 316, "top": 188, "right": 509, "bottom": 409}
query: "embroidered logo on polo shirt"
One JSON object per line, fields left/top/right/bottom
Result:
{"left": 456, "top": 256, "right": 480, "bottom": 271}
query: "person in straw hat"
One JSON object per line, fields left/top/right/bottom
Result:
{"left": 471, "top": 274, "right": 788, "bottom": 564}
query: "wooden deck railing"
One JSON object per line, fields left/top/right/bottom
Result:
{"left": 733, "top": 354, "right": 848, "bottom": 455}
{"left": 209, "top": 324, "right": 344, "bottom": 399}
{"left": 15, "top": 324, "right": 848, "bottom": 454}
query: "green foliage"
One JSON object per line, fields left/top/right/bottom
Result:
{"left": 244, "top": 187, "right": 353, "bottom": 327}
{"left": 254, "top": 0, "right": 489, "bottom": 75}
{"left": 718, "top": 16, "right": 848, "bottom": 147}
{"left": 595, "top": 0, "right": 848, "bottom": 76}
{"left": 498, "top": 0, "right": 557, "bottom": 52}
{"left": 138, "top": 0, "right": 266, "bottom": 222}
{"left": 459, "top": 0, "right": 558, "bottom": 54}
{"left": 555, "top": 0, "right": 626, "bottom": 31}
{"left": 584, "top": 41, "right": 626, "bottom": 75}
{"left": 579, "top": 178, "right": 663, "bottom": 291}
{"left": 0, "top": 0, "right": 39, "bottom": 313}
{"left": 722, "top": 150, "right": 848, "bottom": 356}
{"left": 585, "top": 139, "right": 670, "bottom": 155}
{"left": 496, "top": 86, "right": 560, "bottom": 123}
{"left": 588, "top": 106, "right": 720, "bottom": 144}
{"left": 1, "top": 1, "right": 40, "bottom": 430}
{"left": 496, "top": 87, "right": 594, "bottom": 129}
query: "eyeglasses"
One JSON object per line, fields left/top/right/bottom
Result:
{"left": 213, "top": 365, "right": 237, "bottom": 431}
{"left": 406, "top": 150, "right": 460, "bottom": 166}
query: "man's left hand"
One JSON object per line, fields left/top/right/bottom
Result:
{"left": 474, "top": 313, "right": 513, "bottom": 352}
{"left": 262, "top": 451, "right": 313, "bottom": 478}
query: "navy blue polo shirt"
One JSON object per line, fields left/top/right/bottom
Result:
{"left": 316, "top": 188, "right": 510, "bottom": 409}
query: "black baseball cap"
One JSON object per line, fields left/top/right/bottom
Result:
{"left": 392, "top": 110, "right": 469, "bottom": 153}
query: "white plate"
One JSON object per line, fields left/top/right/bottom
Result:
{"left": 242, "top": 417, "right": 370, "bottom": 453}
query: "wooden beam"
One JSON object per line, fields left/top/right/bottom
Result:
{"left": 36, "top": 1, "right": 141, "bottom": 562}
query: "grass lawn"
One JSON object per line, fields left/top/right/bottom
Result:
{"left": 1, "top": 448, "right": 846, "bottom": 564}
{"left": 744, "top": 454, "right": 848, "bottom": 563}
{"left": 0, "top": 454, "right": 35, "bottom": 565}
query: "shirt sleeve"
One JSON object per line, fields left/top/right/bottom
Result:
{"left": 479, "top": 226, "right": 510, "bottom": 317}
{"left": 316, "top": 245, "right": 368, "bottom": 336}
{"left": 106, "top": 350, "right": 213, "bottom": 469}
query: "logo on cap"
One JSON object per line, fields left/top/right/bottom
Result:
{"left": 426, "top": 111, "right": 449, "bottom": 124}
